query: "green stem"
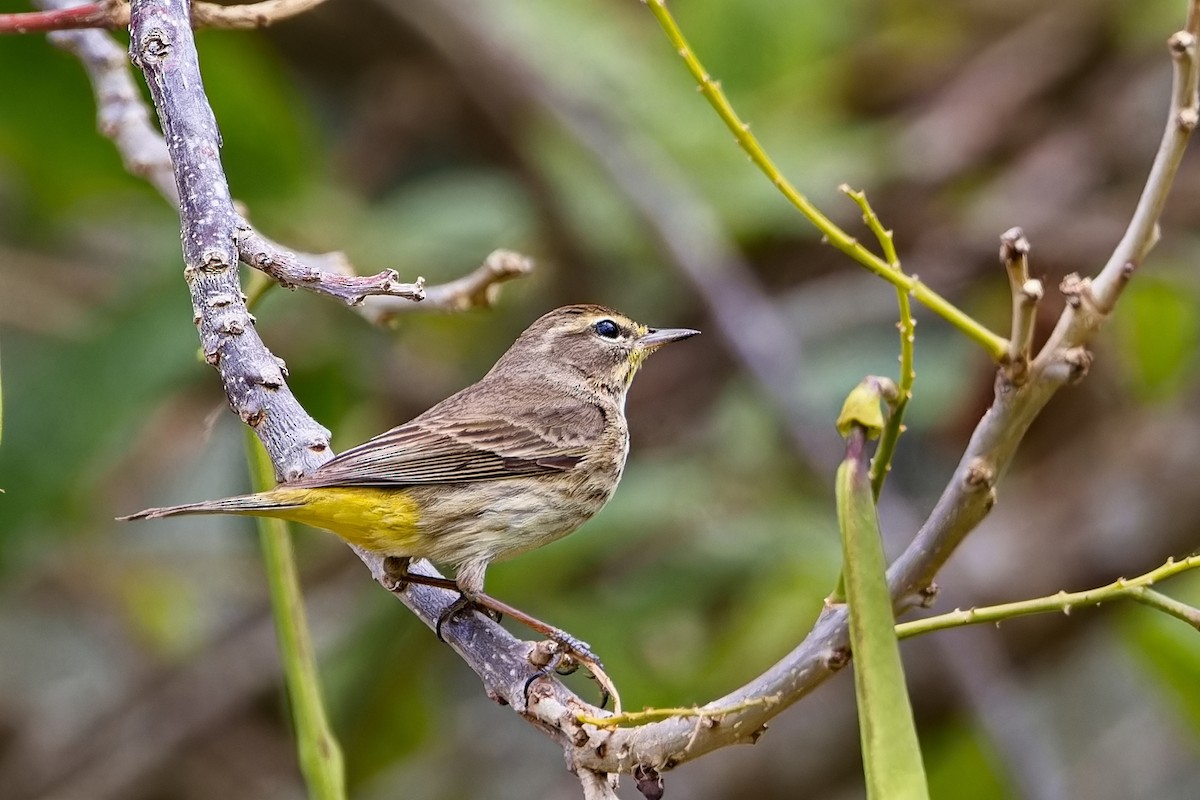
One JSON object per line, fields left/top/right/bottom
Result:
{"left": 896, "top": 555, "right": 1200, "bottom": 639}
{"left": 245, "top": 432, "right": 346, "bottom": 799}
{"left": 841, "top": 186, "right": 915, "bottom": 499}
{"left": 644, "top": 0, "right": 1007, "bottom": 361}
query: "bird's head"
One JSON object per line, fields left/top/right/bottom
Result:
{"left": 495, "top": 304, "right": 699, "bottom": 398}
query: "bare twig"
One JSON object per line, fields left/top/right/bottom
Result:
{"left": 0, "top": 2, "right": 110, "bottom": 35}
{"left": 1, "top": 0, "right": 328, "bottom": 34}
{"left": 360, "top": 248, "right": 534, "bottom": 323}
{"left": 236, "top": 224, "right": 426, "bottom": 306}
{"left": 190, "top": 0, "right": 327, "bottom": 28}
{"left": 999, "top": 227, "right": 1042, "bottom": 384}
{"left": 1089, "top": 17, "right": 1200, "bottom": 310}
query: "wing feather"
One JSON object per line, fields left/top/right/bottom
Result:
{"left": 291, "top": 392, "right": 606, "bottom": 489}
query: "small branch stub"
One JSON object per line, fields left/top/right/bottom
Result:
{"left": 1000, "top": 227, "right": 1040, "bottom": 385}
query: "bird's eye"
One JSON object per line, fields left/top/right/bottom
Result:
{"left": 593, "top": 319, "right": 621, "bottom": 340}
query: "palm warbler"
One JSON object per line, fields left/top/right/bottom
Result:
{"left": 123, "top": 304, "right": 697, "bottom": 650}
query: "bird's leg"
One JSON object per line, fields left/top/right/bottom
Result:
{"left": 380, "top": 556, "right": 416, "bottom": 592}
{"left": 382, "top": 560, "right": 503, "bottom": 633}
{"left": 381, "top": 556, "right": 461, "bottom": 593}
{"left": 471, "top": 590, "right": 620, "bottom": 712}
{"left": 385, "top": 558, "right": 620, "bottom": 710}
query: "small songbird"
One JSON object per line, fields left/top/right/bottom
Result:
{"left": 123, "top": 304, "right": 697, "bottom": 661}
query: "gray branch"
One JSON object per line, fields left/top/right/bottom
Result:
{"left": 235, "top": 224, "right": 426, "bottom": 306}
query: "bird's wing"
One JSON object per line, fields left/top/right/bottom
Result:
{"left": 292, "top": 400, "right": 607, "bottom": 488}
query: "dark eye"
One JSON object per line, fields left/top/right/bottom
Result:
{"left": 593, "top": 319, "right": 621, "bottom": 340}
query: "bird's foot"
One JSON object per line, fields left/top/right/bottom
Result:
{"left": 465, "top": 592, "right": 619, "bottom": 712}
{"left": 379, "top": 556, "right": 412, "bottom": 593}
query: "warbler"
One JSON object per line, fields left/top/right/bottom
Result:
{"left": 123, "top": 304, "right": 697, "bottom": 643}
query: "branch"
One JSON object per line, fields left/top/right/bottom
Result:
{"left": 1, "top": 0, "right": 328, "bottom": 34}
{"left": 359, "top": 248, "right": 534, "bottom": 324}
{"left": 578, "top": 770, "right": 621, "bottom": 800}
{"left": 999, "top": 227, "right": 1042, "bottom": 385}
{"left": 236, "top": 224, "right": 426, "bottom": 306}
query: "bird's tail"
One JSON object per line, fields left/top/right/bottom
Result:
{"left": 118, "top": 492, "right": 300, "bottom": 522}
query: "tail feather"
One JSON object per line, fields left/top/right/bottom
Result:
{"left": 119, "top": 493, "right": 299, "bottom": 522}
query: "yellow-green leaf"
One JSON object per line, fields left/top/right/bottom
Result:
{"left": 837, "top": 432, "right": 929, "bottom": 800}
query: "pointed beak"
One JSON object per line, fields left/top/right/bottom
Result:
{"left": 638, "top": 326, "right": 700, "bottom": 351}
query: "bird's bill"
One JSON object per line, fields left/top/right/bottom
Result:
{"left": 638, "top": 327, "right": 700, "bottom": 350}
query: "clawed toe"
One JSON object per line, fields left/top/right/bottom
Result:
{"left": 519, "top": 636, "right": 616, "bottom": 711}
{"left": 435, "top": 594, "right": 504, "bottom": 641}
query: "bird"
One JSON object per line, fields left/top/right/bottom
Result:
{"left": 122, "top": 304, "right": 698, "bottom": 682}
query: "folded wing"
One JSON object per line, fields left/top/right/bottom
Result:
{"left": 292, "top": 398, "right": 606, "bottom": 488}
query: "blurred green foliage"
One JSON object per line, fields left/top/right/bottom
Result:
{"left": 2, "top": 0, "right": 1200, "bottom": 797}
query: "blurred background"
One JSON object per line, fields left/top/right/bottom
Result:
{"left": 3, "top": 0, "right": 1200, "bottom": 797}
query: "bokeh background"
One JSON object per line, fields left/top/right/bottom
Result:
{"left": 3, "top": 0, "right": 1200, "bottom": 797}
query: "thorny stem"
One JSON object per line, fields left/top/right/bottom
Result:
{"left": 643, "top": 0, "right": 1008, "bottom": 361}
{"left": 896, "top": 555, "right": 1200, "bottom": 638}
{"left": 840, "top": 186, "right": 915, "bottom": 499}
